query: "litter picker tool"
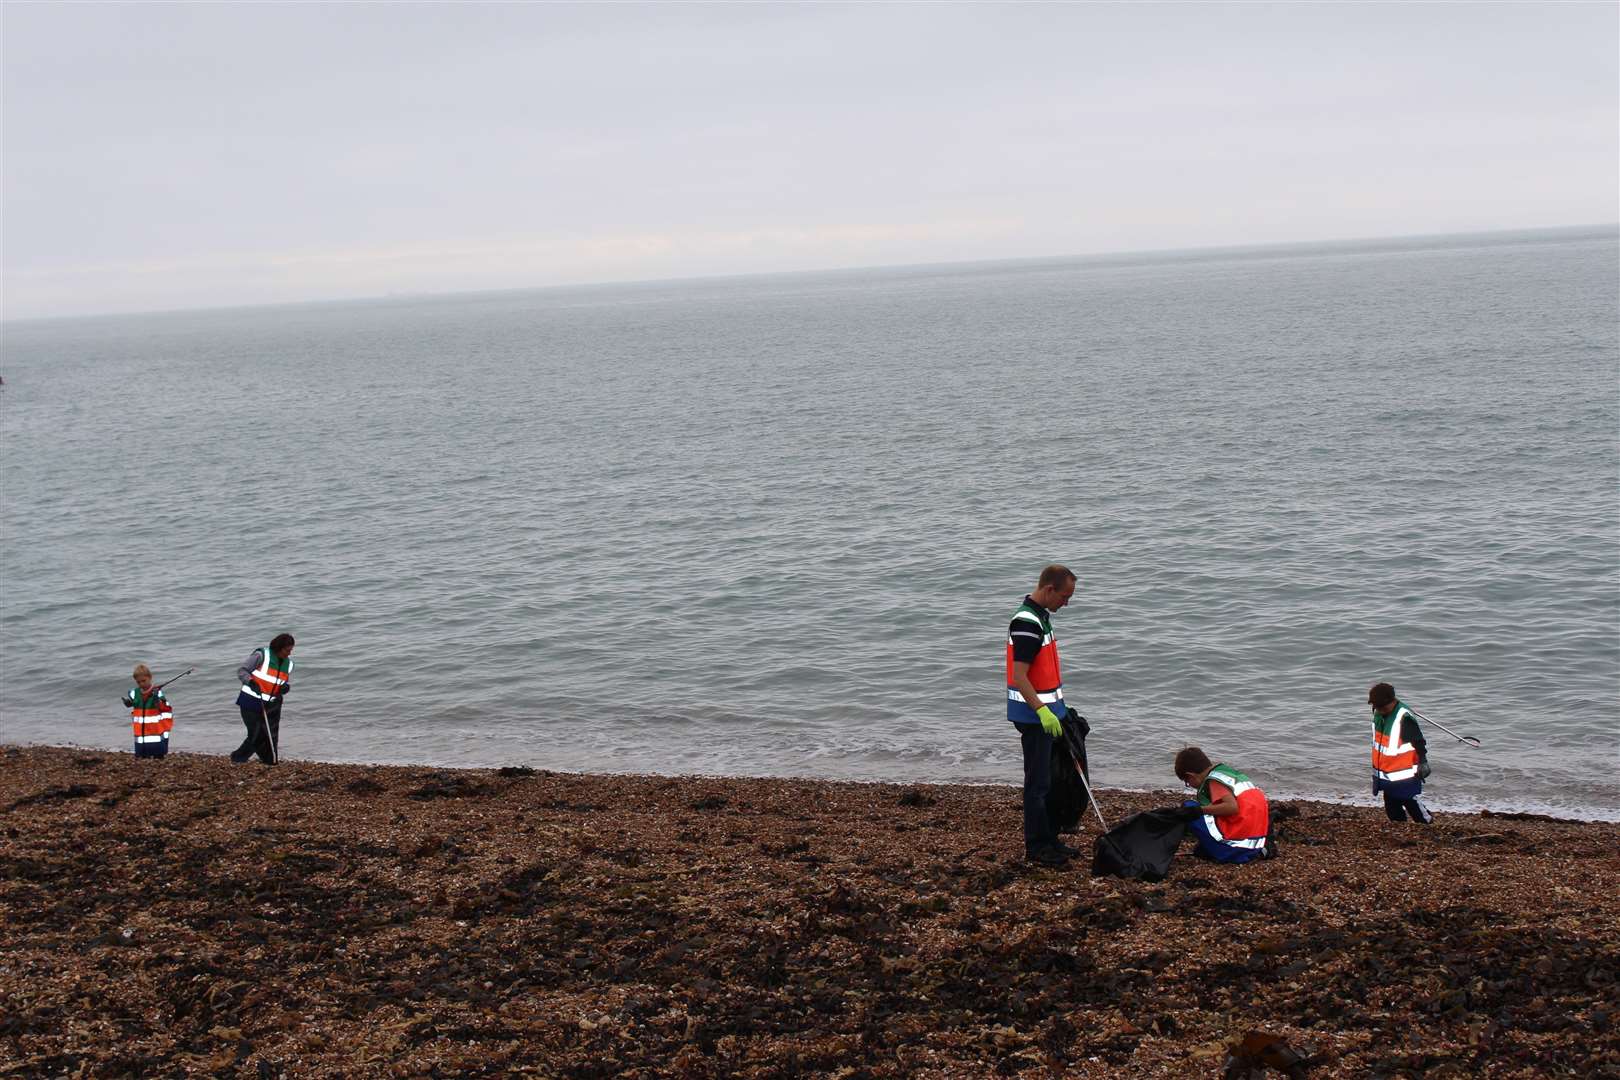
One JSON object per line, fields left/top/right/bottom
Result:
{"left": 1408, "top": 707, "right": 1481, "bottom": 748}
{"left": 1074, "top": 762, "right": 1109, "bottom": 833}
{"left": 119, "top": 669, "right": 192, "bottom": 720}
{"left": 154, "top": 668, "right": 194, "bottom": 692}
{"left": 1060, "top": 721, "right": 1110, "bottom": 832}
{"left": 259, "top": 699, "right": 279, "bottom": 765}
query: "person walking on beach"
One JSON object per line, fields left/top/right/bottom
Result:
{"left": 1007, "top": 565, "right": 1078, "bottom": 867}
{"left": 1368, "top": 681, "right": 1432, "bottom": 824}
{"left": 1173, "top": 747, "right": 1274, "bottom": 863}
{"left": 121, "top": 664, "right": 173, "bottom": 759}
{"left": 231, "top": 633, "right": 294, "bottom": 765}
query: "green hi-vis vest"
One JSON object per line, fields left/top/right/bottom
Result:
{"left": 240, "top": 647, "right": 292, "bottom": 702}
{"left": 128, "top": 687, "right": 172, "bottom": 743}
{"left": 1197, "top": 763, "right": 1269, "bottom": 848}
{"left": 1372, "top": 703, "right": 1419, "bottom": 782}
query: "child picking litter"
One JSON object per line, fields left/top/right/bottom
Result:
{"left": 121, "top": 663, "right": 173, "bottom": 759}
{"left": 1369, "top": 681, "right": 1432, "bottom": 824}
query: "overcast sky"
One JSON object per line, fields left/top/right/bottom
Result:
{"left": 3, "top": 2, "right": 1616, "bottom": 320}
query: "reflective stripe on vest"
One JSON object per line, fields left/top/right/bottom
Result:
{"left": 241, "top": 647, "right": 292, "bottom": 702}
{"left": 129, "top": 688, "right": 173, "bottom": 740}
{"left": 1200, "top": 764, "right": 1269, "bottom": 846}
{"left": 1372, "top": 705, "right": 1418, "bottom": 782}
{"left": 1006, "top": 606, "right": 1062, "bottom": 697}
{"left": 1006, "top": 687, "right": 1065, "bottom": 704}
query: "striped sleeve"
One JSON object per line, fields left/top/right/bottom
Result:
{"left": 1008, "top": 614, "right": 1045, "bottom": 664}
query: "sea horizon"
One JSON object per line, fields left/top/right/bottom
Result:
{"left": 4, "top": 221, "right": 1614, "bottom": 326}
{"left": 4, "top": 223, "right": 1617, "bottom": 820}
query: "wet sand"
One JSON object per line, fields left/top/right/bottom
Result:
{"left": 2, "top": 745, "right": 1616, "bottom": 1078}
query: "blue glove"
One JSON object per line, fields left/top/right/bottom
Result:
{"left": 1035, "top": 705, "right": 1063, "bottom": 738}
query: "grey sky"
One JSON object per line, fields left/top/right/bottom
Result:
{"left": 4, "top": 2, "right": 1615, "bottom": 319}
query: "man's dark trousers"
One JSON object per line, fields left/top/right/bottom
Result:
{"left": 1383, "top": 791, "right": 1432, "bottom": 824}
{"left": 232, "top": 701, "right": 281, "bottom": 764}
{"left": 1017, "top": 722, "right": 1057, "bottom": 854}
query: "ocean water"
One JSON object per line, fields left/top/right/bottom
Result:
{"left": 3, "top": 226, "right": 1618, "bottom": 820}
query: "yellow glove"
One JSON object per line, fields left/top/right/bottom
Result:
{"left": 1035, "top": 705, "right": 1063, "bottom": 738}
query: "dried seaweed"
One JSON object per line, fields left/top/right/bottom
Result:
{"left": 2, "top": 747, "right": 1616, "bottom": 1079}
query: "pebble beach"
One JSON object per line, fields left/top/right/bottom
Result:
{"left": 3, "top": 745, "right": 1617, "bottom": 1078}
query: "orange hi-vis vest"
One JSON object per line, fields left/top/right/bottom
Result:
{"left": 240, "top": 647, "right": 291, "bottom": 703}
{"left": 1197, "top": 764, "right": 1269, "bottom": 850}
{"left": 128, "top": 688, "right": 173, "bottom": 745}
{"left": 1372, "top": 704, "right": 1419, "bottom": 783}
{"left": 1006, "top": 599, "right": 1062, "bottom": 723}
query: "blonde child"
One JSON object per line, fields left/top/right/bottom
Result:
{"left": 121, "top": 664, "right": 173, "bottom": 758}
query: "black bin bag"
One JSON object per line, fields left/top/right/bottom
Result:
{"left": 1045, "top": 710, "right": 1092, "bottom": 834}
{"left": 1091, "top": 809, "right": 1188, "bottom": 881}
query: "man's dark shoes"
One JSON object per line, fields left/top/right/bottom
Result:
{"left": 1026, "top": 845, "right": 1069, "bottom": 867}
{"left": 1055, "top": 841, "right": 1083, "bottom": 858}
{"left": 229, "top": 752, "right": 248, "bottom": 764}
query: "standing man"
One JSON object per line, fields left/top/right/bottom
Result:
{"left": 1007, "top": 565, "right": 1077, "bottom": 866}
{"left": 1369, "top": 682, "right": 1432, "bottom": 824}
{"left": 231, "top": 633, "right": 294, "bottom": 765}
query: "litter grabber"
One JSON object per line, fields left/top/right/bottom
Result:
{"left": 1073, "top": 756, "right": 1110, "bottom": 833}
{"left": 1059, "top": 710, "right": 1109, "bottom": 832}
{"left": 120, "top": 667, "right": 190, "bottom": 712}
{"left": 154, "top": 667, "right": 194, "bottom": 692}
{"left": 1408, "top": 707, "right": 1481, "bottom": 748}
{"left": 258, "top": 699, "right": 279, "bottom": 765}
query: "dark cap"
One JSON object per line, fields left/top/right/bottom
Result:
{"left": 1368, "top": 682, "right": 1396, "bottom": 708}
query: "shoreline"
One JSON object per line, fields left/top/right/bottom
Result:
{"left": 4, "top": 745, "right": 1617, "bottom": 1078}
{"left": 8, "top": 738, "right": 1617, "bottom": 826}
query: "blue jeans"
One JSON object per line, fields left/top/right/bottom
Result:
{"left": 1018, "top": 723, "right": 1056, "bottom": 853}
{"left": 1183, "top": 800, "right": 1265, "bottom": 864}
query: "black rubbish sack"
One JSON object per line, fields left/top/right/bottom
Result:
{"left": 1046, "top": 710, "right": 1093, "bottom": 834}
{"left": 1091, "top": 808, "right": 1188, "bottom": 881}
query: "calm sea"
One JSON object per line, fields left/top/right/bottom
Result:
{"left": 3, "top": 227, "right": 1618, "bottom": 820}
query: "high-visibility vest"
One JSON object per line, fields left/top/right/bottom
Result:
{"left": 1006, "top": 599, "right": 1063, "bottom": 722}
{"left": 240, "top": 647, "right": 292, "bottom": 703}
{"left": 128, "top": 688, "right": 173, "bottom": 744}
{"left": 1197, "top": 763, "right": 1269, "bottom": 849}
{"left": 1372, "top": 704, "right": 1419, "bottom": 782}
